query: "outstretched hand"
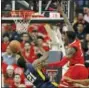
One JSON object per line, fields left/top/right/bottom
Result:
{"left": 64, "top": 77, "right": 73, "bottom": 83}
{"left": 57, "top": 4, "right": 64, "bottom": 13}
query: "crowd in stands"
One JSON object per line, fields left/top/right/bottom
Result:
{"left": 1, "top": 22, "right": 51, "bottom": 87}
{"left": 1, "top": 1, "right": 89, "bottom": 88}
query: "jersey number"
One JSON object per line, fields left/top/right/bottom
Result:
{"left": 27, "top": 73, "right": 37, "bottom": 83}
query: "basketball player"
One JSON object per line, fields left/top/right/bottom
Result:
{"left": 48, "top": 6, "right": 89, "bottom": 87}
{"left": 17, "top": 52, "right": 59, "bottom": 88}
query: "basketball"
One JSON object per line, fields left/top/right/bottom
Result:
{"left": 9, "top": 40, "right": 21, "bottom": 53}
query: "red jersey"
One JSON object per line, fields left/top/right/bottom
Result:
{"left": 1, "top": 62, "right": 8, "bottom": 74}
{"left": 1, "top": 42, "right": 9, "bottom": 52}
{"left": 59, "top": 64, "right": 88, "bottom": 88}
{"left": 68, "top": 39, "right": 84, "bottom": 65}
{"left": 22, "top": 46, "right": 37, "bottom": 63}
{"left": 48, "top": 39, "right": 84, "bottom": 67}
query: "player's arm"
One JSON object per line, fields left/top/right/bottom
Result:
{"left": 64, "top": 77, "right": 89, "bottom": 85}
{"left": 48, "top": 47, "right": 77, "bottom": 67}
{"left": 48, "top": 57, "right": 68, "bottom": 67}
{"left": 58, "top": 6, "right": 74, "bottom": 32}
{"left": 73, "top": 83, "right": 89, "bottom": 87}
{"left": 32, "top": 52, "right": 49, "bottom": 68}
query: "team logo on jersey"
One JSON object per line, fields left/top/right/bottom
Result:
{"left": 46, "top": 69, "right": 58, "bottom": 82}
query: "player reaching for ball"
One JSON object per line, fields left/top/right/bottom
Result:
{"left": 9, "top": 40, "right": 59, "bottom": 88}
{"left": 17, "top": 52, "right": 59, "bottom": 88}
{"left": 47, "top": 5, "right": 89, "bottom": 87}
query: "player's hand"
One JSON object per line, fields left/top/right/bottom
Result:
{"left": 15, "top": 54, "right": 21, "bottom": 60}
{"left": 73, "top": 83, "right": 85, "bottom": 87}
{"left": 58, "top": 5, "right": 64, "bottom": 13}
{"left": 64, "top": 77, "right": 73, "bottom": 83}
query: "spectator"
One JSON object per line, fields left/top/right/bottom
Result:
{"left": 86, "top": 33, "right": 89, "bottom": 43}
{"left": 22, "top": 42, "right": 37, "bottom": 63}
{"left": 73, "top": 13, "right": 89, "bottom": 33}
{"left": 1, "top": 23, "right": 7, "bottom": 36}
{"left": 1, "top": 57, "right": 7, "bottom": 74}
{"left": 2, "top": 46, "right": 17, "bottom": 65}
{"left": 11, "top": 74, "right": 22, "bottom": 88}
{"left": 4, "top": 4, "right": 11, "bottom": 10}
{"left": 84, "top": 8, "right": 89, "bottom": 23}
{"left": 4, "top": 65, "right": 14, "bottom": 87}
{"left": 30, "top": 29, "right": 39, "bottom": 45}
{"left": 10, "top": 23, "right": 20, "bottom": 41}
{"left": 36, "top": 24, "right": 48, "bottom": 35}
{"left": 2, "top": 73, "right": 4, "bottom": 87}
{"left": 1, "top": 35, "right": 9, "bottom": 52}
{"left": 84, "top": 42, "right": 89, "bottom": 77}
{"left": 14, "top": 66, "right": 25, "bottom": 84}
{"left": 76, "top": 23, "right": 86, "bottom": 41}
{"left": 2, "top": 24, "right": 20, "bottom": 41}
{"left": 81, "top": 33, "right": 89, "bottom": 77}
{"left": 83, "top": 7, "right": 89, "bottom": 15}
{"left": 82, "top": 33, "right": 89, "bottom": 52}
{"left": 36, "top": 36, "right": 49, "bottom": 55}
{"left": 20, "top": 32, "right": 31, "bottom": 48}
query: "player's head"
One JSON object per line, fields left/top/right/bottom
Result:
{"left": 64, "top": 31, "right": 76, "bottom": 44}
{"left": 17, "top": 57, "right": 26, "bottom": 70}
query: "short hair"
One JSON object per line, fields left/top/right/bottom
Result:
{"left": 17, "top": 57, "right": 26, "bottom": 69}
{"left": 21, "top": 32, "right": 29, "bottom": 37}
{"left": 32, "top": 30, "right": 38, "bottom": 32}
{"left": 25, "top": 41, "right": 31, "bottom": 45}
{"left": 14, "top": 74, "right": 20, "bottom": 77}
{"left": 66, "top": 31, "right": 76, "bottom": 40}
{"left": 77, "top": 23, "right": 84, "bottom": 26}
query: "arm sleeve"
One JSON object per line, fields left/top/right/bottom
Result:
{"left": 48, "top": 57, "right": 68, "bottom": 67}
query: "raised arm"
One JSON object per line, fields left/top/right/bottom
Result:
{"left": 48, "top": 46, "right": 77, "bottom": 67}
{"left": 58, "top": 5, "right": 74, "bottom": 32}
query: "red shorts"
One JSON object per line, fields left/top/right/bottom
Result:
{"left": 59, "top": 64, "right": 88, "bottom": 88}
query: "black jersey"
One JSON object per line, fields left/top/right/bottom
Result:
{"left": 24, "top": 63, "right": 58, "bottom": 88}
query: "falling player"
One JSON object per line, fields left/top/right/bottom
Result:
{"left": 8, "top": 40, "right": 59, "bottom": 88}
{"left": 17, "top": 52, "right": 59, "bottom": 88}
